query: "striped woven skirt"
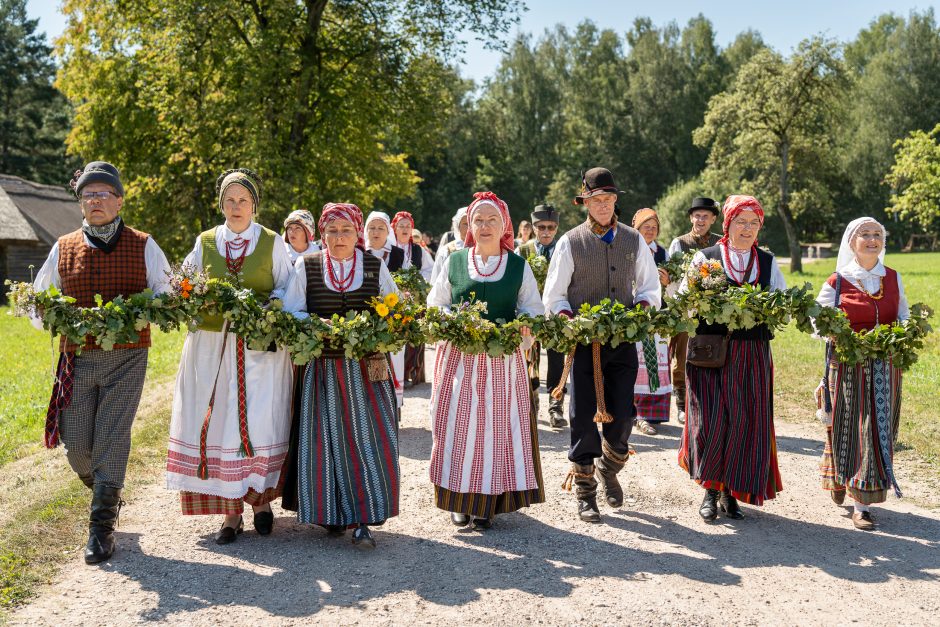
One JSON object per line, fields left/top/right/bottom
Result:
{"left": 679, "top": 338, "right": 782, "bottom": 505}
{"left": 820, "top": 357, "right": 902, "bottom": 504}
{"left": 281, "top": 356, "right": 399, "bottom": 526}
{"left": 429, "top": 343, "right": 545, "bottom": 518}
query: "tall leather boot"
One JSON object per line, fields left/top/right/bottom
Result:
{"left": 595, "top": 440, "right": 630, "bottom": 508}
{"left": 565, "top": 463, "right": 600, "bottom": 523}
{"left": 78, "top": 474, "right": 95, "bottom": 490}
{"left": 85, "top": 485, "right": 123, "bottom": 564}
{"left": 675, "top": 388, "right": 687, "bottom": 424}
{"left": 548, "top": 398, "right": 567, "bottom": 428}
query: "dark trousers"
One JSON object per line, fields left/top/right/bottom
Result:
{"left": 545, "top": 348, "right": 565, "bottom": 392}
{"left": 568, "top": 342, "right": 638, "bottom": 465}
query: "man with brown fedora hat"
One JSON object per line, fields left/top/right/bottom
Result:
{"left": 517, "top": 203, "right": 567, "bottom": 428}
{"left": 543, "top": 167, "right": 661, "bottom": 523}
{"left": 665, "top": 197, "right": 721, "bottom": 425}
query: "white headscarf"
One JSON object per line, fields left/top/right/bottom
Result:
{"left": 837, "top": 217, "right": 886, "bottom": 274}
{"left": 451, "top": 206, "right": 468, "bottom": 244}
{"left": 365, "top": 211, "right": 393, "bottom": 250}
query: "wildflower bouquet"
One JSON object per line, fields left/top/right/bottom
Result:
{"left": 392, "top": 266, "right": 431, "bottom": 303}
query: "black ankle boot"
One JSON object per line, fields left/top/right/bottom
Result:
{"left": 85, "top": 485, "right": 123, "bottom": 564}
{"left": 566, "top": 463, "right": 601, "bottom": 523}
{"left": 719, "top": 490, "right": 744, "bottom": 519}
{"left": 595, "top": 440, "right": 630, "bottom": 508}
{"left": 351, "top": 524, "right": 375, "bottom": 548}
{"left": 548, "top": 398, "right": 567, "bottom": 428}
{"left": 699, "top": 488, "right": 719, "bottom": 522}
{"left": 451, "top": 512, "right": 471, "bottom": 526}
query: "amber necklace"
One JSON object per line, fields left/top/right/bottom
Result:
{"left": 856, "top": 275, "right": 884, "bottom": 300}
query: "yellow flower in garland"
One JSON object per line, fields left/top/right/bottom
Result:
{"left": 384, "top": 293, "right": 399, "bottom": 308}
{"left": 375, "top": 303, "right": 390, "bottom": 317}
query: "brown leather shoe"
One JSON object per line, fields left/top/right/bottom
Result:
{"left": 830, "top": 489, "right": 846, "bottom": 505}
{"left": 852, "top": 511, "right": 875, "bottom": 530}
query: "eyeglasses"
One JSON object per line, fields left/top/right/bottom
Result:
{"left": 81, "top": 190, "right": 118, "bottom": 201}
{"left": 535, "top": 224, "right": 557, "bottom": 232}
{"left": 732, "top": 219, "right": 762, "bottom": 229}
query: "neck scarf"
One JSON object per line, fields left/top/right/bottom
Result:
{"left": 82, "top": 216, "right": 124, "bottom": 253}
{"left": 588, "top": 213, "right": 616, "bottom": 237}
{"left": 689, "top": 230, "right": 714, "bottom": 249}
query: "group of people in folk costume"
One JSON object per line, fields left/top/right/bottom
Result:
{"left": 31, "top": 160, "right": 911, "bottom": 564}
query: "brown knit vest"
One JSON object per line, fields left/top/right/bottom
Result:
{"left": 305, "top": 251, "right": 381, "bottom": 357}
{"left": 565, "top": 221, "right": 640, "bottom": 310}
{"left": 57, "top": 227, "right": 151, "bottom": 352}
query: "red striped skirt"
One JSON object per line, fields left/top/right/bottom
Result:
{"left": 678, "top": 338, "right": 782, "bottom": 505}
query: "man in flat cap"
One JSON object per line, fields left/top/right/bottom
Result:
{"left": 665, "top": 197, "right": 721, "bottom": 425}
{"left": 543, "top": 168, "right": 661, "bottom": 523}
{"left": 516, "top": 204, "right": 567, "bottom": 428}
{"left": 31, "top": 161, "right": 171, "bottom": 564}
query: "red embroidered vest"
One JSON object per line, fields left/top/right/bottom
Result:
{"left": 827, "top": 268, "right": 900, "bottom": 332}
{"left": 57, "top": 227, "right": 151, "bottom": 352}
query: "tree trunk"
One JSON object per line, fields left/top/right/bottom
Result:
{"left": 777, "top": 139, "right": 802, "bottom": 273}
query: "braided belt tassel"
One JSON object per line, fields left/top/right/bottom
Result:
{"left": 551, "top": 348, "right": 576, "bottom": 400}
{"left": 592, "top": 341, "right": 613, "bottom": 423}
{"left": 236, "top": 336, "right": 255, "bottom": 458}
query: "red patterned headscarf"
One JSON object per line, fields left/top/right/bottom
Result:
{"left": 464, "top": 191, "right": 515, "bottom": 252}
{"left": 721, "top": 195, "right": 765, "bottom": 242}
{"left": 318, "top": 202, "right": 364, "bottom": 249}
{"left": 390, "top": 211, "right": 415, "bottom": 247}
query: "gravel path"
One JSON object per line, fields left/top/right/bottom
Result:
{"left": 12, "top": 351, "right": 940, "bottom": 626}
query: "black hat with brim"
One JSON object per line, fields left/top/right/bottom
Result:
{"left": 574, "top": 167, "right": 623, "bottom": 205}
{"left": 531, "top": 204, "right": 559, "bottom": 224}
{"left": 689, "top": 196, "right": 720, "bottom": 215}
{"left": 75, "top": 161, "right": 124, "bottom": 197}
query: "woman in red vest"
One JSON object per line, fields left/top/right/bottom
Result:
{"left": 816, "top": 218, "right": 909, "bottom": 530}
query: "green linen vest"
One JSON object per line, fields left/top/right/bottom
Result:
{"left": 448, "top": 247, "right": 524, "bottom": 323}
{"left": 198, "top": 225, "right": 276, "bottom": 331}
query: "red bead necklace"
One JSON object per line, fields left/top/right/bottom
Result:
{"left": 723, "top": 242, "right": 759, "bottom": 285}
{"left": 325, "top": 250, "right": 356, "bottom": 292}
{"left": 472, "top": 246, "right": 504, "bottom": 278}
{"left": 225, "top": 237, "right": 250, "bottom": 275}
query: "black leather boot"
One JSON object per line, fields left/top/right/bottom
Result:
{"left": 595, "top": 440, "right": 630, "bottom": 508}
{"left": 719, "top": 490, "right": 744, "bottom": 519}
{"left": 78, "top": 474, "right": 95, "bottom": 490}
{"left": 699, "top": 488, "right": 719, "bottom": 522}
{"left": 548, "top": 398, "right": 567, "bottom": 428}
{"left": 84, "top": 485, "right": 123, "bottom": 564}
{"left": 351, "top": 524, "right": 376, "bottom": 548}
{"left": 567, "top": 463, "right": 600, "bottom": 523}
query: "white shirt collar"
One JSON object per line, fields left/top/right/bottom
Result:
{"left": 843, "top": 258, "right": 885, "bottom": 279}
{"left": 220, "top": 221, "right": 257, "bottom": 242}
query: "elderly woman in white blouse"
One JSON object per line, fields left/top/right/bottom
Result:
{"left": 427, "top": 192, "right": 545, "bottom": 531}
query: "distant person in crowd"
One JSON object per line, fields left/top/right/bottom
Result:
{"left": 391, "top": 211, "right": 433, "bottom": 387}
{"left": 421, "top": 230, "right": 435, "bottom": 253}
{"left": 516, "top": 204, "right": 567, "bottom": 428}
{"left": 816, "top": 218, "right": 909, "bottom": 531}
{"left": 32, "top": 161, "right": 171, "bottom": 564}
{"left": 166, "top": 169, "right": 294, "bottom": 546}
{"left": 431, "top": 206, "right": 469, "bottom": 283}
{"left": 280, "top": 203, "right": 400, "bottom": 548}
{"left": 630, "top": 208, "right": 672, "bottom": 436}
{"left": 666, "top": 197, "right": 722, "bottom": 425}
{"left": 678, "top": 195, "right": 786, "bottom": 522}
{"left": 428, "top": 192, "right": 545, "bottom": 530}
{"left": 515, "top": 219, "right": 534, "bottom": 248}
{"left": 282, "top": 209, "right": 320, "bottom": 263}
{"left": 543, "top": 167, "right": 661, "bottom": 523}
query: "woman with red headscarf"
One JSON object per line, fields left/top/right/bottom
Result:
{"left": 392, "top": 210, "right": 434, "bottom": 388}
{"left": 280, "top": 203, "right": 401, "bottom": 548}
{"left": 426, "top": 192, "right": 546, "bottom": 530}
{"left": 677, "top": 195, "right": 786, "bottom": 522}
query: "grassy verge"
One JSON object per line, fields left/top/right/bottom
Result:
{"left": 0, "top": 327, "right": 183, "bottom": 613}
{"left": 776, "top": 252, "right": 940, "bottom": 466}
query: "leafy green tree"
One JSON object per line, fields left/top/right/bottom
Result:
{"left": 0, "top": 0, "right": 75, "bottom": 184}
{"left": 693, "top": 38, "right": 846, "bottom": 271}
{"left": 56, "top": 0, "right": 521, "bottom": 258}
{"left": 884, "top": 123, "right": 940, "bottom": 231}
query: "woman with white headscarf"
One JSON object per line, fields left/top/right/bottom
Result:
{"left": 427, "top": 192, "right": 545, "bottom": 530}
{"left": 430, "top": 206, "right": 469, "bottom": 284}
{"left": 816, "top": 217, "right": 909, "bottom": 531}
{"left": 365, "top": 210, "right": 406, "bottom": 408}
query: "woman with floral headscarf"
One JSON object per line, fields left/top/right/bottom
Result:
{"left": 677, "top": 195, "right": 787, "bottom": 522}
{"left": 816, "top": 218, "right": 909, "bottom": 531}
{"left": 427, "top": 192, "right": 546, "bottom": 530}
{"left": 282, "top": 209, "right": 320, "bottom": 263}
{"left": 167, "top": 169, "right": 294, "bottom": 545}
{"left": 392, "top": 210, "right": 434, "bottom": 387}
{"left": 280, "top": 203, "right": 401, "bottom": 548}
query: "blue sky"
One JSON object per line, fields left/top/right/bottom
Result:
{"left": 28, "top": 0, "right": 937, "bottom": 82}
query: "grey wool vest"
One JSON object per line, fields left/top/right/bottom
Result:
{"left": 566, "top": 221, "right": 642, "bottom": 310}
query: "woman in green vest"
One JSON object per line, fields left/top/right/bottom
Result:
{"left": 167, "top": 169, "right": 295, "bottom": 545}
{"left": 427, "top": 191, "right": 546, "bottom": 530}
